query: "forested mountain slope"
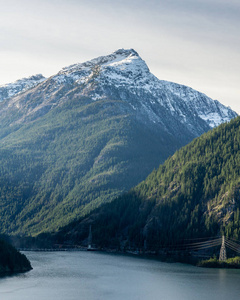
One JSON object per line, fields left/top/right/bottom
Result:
{"left": 54, "top": 116, "right": 240, "bottom": 250}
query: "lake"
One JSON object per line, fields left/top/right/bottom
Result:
{"left": 0, "top": 251, "right": 240, "bottom": 300}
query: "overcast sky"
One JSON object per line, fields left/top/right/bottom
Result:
{"left": 0, "top": 0, "right": 239, "bottom": 112}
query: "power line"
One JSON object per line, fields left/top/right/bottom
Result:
{"left": 182, "top": 238, "right": 222, "bottom": 247}
{"left": 225, "top": 241, "right": 240, "bottom": 253}
{"left": 225, "top": 242, "right": 240, "bottom": 253}
{"left": 226, "top": 238, "right": 240, "bottom": 249}
{"left": 184, "top": 236, "right": 221, "bottom": 241}
{"left": 186, "top": 241, "right": 222, "bottom": 251}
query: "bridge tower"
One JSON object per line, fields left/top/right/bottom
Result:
{"left": 219, "top": 235, "right": 227, "bottom": 261}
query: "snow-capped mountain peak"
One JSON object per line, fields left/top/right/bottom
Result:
{"left": 54, "top": 48, "right": 236, "bottom": 129}
{"left": 99, "top": 49, "right": 151, "bottom": 85}
{"left": 53, "top": 48, "right": 150, "bottom": 88}
{"left": 1, "top": 49, "right": 237, "bottom": 132}
{"left": 61, "top": 48, "right": 142, "bottom": 72}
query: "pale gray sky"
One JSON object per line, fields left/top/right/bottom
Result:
{"left": 0, "top": 0, "right": 239, "bottom": 112}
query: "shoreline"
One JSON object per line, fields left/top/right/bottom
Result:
{"left": 19, "top": 247, "right": 204, "bottom": 267}
{"left": 19, "top": 247, "right": 240, "bottom": 269}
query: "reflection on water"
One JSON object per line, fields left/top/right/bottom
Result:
{"left": 0, "top": 251, "right": 240, "bottom": 300}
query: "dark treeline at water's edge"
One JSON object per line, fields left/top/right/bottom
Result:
{"left": 0, "top": 237, "right": 32, "bottom": 275}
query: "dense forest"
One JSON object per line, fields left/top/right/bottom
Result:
{"left": 43, "top": 116, "right": 240, "bottom": 254}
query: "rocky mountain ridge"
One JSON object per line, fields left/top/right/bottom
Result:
{"left": 0, "top": 49, "right": 236, "bottom": 131}
{"left": 52, "top": 48, "right": 236, "bottom": 129}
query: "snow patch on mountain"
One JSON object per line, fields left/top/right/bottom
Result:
{"left": 158, "top": 81, "right": 237, "bottom": 128}
{"left": 0, "top": 74, "right": 46, "bottom": 102}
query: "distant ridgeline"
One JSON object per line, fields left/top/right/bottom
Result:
{"left": 49, "top": 116, "right": 240, "bottom": 253}
{"left": 0, "top": 238, "right": 32, "bottom": 275}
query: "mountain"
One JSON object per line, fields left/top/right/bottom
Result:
{"left": 0, "top": 49, "right": 237, "bottom": 235}
{"left": 52, "top": 116, "right": 240, "bottom": 251}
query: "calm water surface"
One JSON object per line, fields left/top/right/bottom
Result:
{"left": 0, "top": 251, "right": 240, "bottom": 300}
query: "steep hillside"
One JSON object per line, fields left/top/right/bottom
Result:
{"left": 54, "top": 116, "right": 240, "bottom": 250}
{"left": 0, "top": 49, "right": 237, "bottom": 235}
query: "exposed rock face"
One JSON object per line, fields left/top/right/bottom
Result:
{"left": 0, "top": 49, "right": 236, "bottom": 130}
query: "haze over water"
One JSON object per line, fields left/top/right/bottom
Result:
{"left": 0, "top": 251, "right": 240, "bottom": 300}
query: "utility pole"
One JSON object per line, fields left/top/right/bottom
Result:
{"left": 219, "top": 235, "right": 227, "bottom": 261}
